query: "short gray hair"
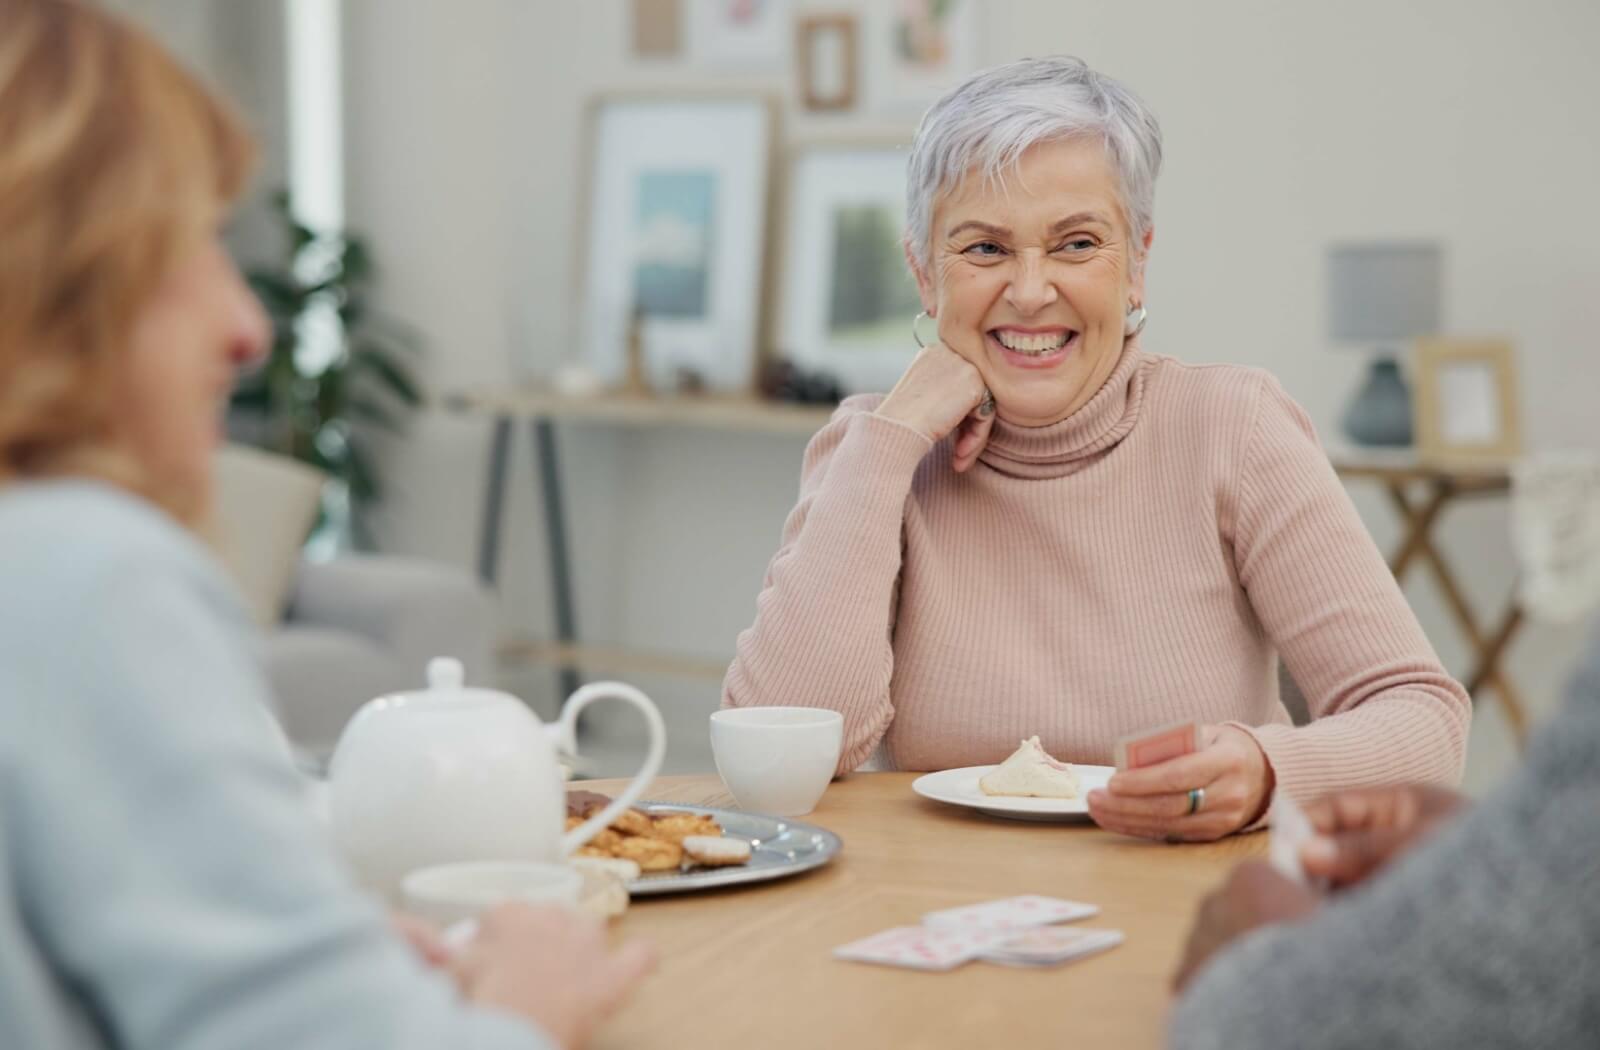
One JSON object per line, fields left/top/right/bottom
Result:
{"left": 905, "top": 56, "right": 1163, "bottom": 267}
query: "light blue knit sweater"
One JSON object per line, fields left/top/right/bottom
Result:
{"left": 0, "top": 481, "right": 549, "bottom": 1050}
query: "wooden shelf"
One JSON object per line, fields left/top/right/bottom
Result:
{"left": 498, "top": 639, "right": 731, "bottom": 682}
{"left": 441, "top": 387, "right": 836, "bottom": 436}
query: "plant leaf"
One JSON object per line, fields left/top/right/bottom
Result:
{"left": 349, "top": 394, "right": 405, "bottom": 434}
{"left": 351, "top": 344, "right": 423, "bottom": 406}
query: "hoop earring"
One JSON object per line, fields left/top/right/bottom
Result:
{"left": 912, "top": 310, "right": 936, "bottom": 348}
{"left": 1124, "top": 304, "right": 1148, "bottom": 338}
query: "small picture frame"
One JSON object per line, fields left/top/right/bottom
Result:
{"left": 578, "top": 94, "right": 776, "bottom": 392}
{"left": 777, "top": 141, "right": 919, "bottom": 393}
{"left": 1412, "top": 338, "right": 1522, "bottom": 462}
{"left": 867, "top": 0, "right": 980, "bottom": 112}
{"left": 631, "top": 0, "right": 683, "bottom": 58}
{"left": 796, "top": 14, "right": 858, "bottom": 111}
{"left": 688, "top": 0, "right": 790, "bottom": 69}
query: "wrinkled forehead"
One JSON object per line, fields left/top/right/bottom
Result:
{"left": 933, "top": 136, "right": 1133, "bottom": 239}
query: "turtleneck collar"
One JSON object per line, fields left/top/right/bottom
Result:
{"left": 977, "top": 338, "right": 1149, "bottom": 480}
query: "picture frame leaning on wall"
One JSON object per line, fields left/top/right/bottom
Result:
{"left": 1412, "top": 337, "right": 1523, "bottom": 464}
{"left": 776, "top": 139, "right": 921, "bottom": 395}
{"left": 578, "top": 93, "right": 778, "bottom": 392}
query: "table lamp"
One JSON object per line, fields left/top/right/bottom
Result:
{"left": 1326, "top": 241, "right": 1442, "bottom": 446}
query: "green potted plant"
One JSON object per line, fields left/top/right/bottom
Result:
{"left": 231, "top": 190, "right": 422, "bottom": 549}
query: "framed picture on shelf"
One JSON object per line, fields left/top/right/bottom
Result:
{"left": 579, "top": 94, "right": 775, "bottom": 392}
{"left": 796, "top": 14, "right": 858, "bottom": 111}
{"left": 630, "top": 0, "right": 683, "bottom": 58}
{"left": 686, "top": 0, "right": 790, "bottom": 68}
{"left": 1412, "top": 338, "right": 1523, "bottom": 462}
{"left": 778, "top": 142, "right": 920, "bottom": 394}
{"left": 867, "top": 0, "right": 981, "bottom": 113}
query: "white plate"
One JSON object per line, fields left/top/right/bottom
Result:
{"left": 911, "top": 765, "right": 1114, "bottom": 822}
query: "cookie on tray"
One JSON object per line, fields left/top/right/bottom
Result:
{"left": 613, "top": 834, "right": 683, "bottom": 872}
{"left": 683, "top": 835, "right": 752, "bottom": 868}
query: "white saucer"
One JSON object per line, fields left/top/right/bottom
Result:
{"left": 911, "top": 765, "right": 1114, "bottom": 822}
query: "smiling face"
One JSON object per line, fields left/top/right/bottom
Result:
{"left": 911, "top": 137, "right": 1152, "bottom": 427}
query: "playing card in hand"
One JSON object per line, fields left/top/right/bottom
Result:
{"left": 1269, "top": 791, "right": 1323, "bottom": 890}
{"left": 1113, "top": 720, "right": 1201, "bottom": 770}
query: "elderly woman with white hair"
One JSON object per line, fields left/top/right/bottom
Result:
{"left": 723, "top": 56, "right": 1471, "bottom": 841}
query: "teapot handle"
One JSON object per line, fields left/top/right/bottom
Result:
{"left": 555, "top": 681, "right": 667, "bottom": 856}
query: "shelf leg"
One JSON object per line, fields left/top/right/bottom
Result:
{"left": 533, "top": 419, "right": 581, "bottom": 703}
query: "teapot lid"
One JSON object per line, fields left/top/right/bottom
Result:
{"left": 382, "top": 656, "right": 520, "bottom": 712}
{"left": 426, "top": 657, "right": 466, "bottom": 691}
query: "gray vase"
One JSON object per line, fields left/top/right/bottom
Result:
{"left": 1342, "top": 356, "right": 1413, "bottom": 447}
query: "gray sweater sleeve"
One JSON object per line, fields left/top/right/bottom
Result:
{"left": 1170, "top": 626, "right": 1600, "bottom": 1050}
{"left": 0, "top": 486, "right": 551, "bottom": 1050}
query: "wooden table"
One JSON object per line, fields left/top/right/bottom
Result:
{"left": 1329, "top": 449, "right": 1528, "bottom": 742}
{"left": 585, "top": 773, "right": 1264, "bottom": 1050}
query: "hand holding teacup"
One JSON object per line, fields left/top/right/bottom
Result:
{"left": 1088, "top": 723, "right": 1274, "bottom": 842}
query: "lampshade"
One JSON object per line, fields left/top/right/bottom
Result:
{"left": 1326, "top": 241, "right": 1442, "bottom": 344}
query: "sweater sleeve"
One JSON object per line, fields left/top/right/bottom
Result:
{"left": 0, "top": 521, "right": 551, "bottom": 1050}
{"left": 1227, "top": 375, "right": 1471, "bottom": 801}
{"left": 1169, "top": 625, "right": 1600, "bottom": 1050}
{"left": 722, "top": 398, "right": 935, "bottom": 774}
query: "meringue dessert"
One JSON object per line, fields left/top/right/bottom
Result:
{"left": 978, "top": 736, "right": 1081, "bottom": 798}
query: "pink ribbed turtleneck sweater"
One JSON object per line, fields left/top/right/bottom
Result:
{"left": 722, "top": 342, "right": 1471, "bottom": 804}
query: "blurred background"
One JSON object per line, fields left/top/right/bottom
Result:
{"left": 112, "top": 0, "right": 1599, "bottom": 790}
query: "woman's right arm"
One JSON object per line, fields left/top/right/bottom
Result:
{"left": 723, "top": 343, "right": 990, "bottom": 774}
{"left": 722, "top": 400, "right": 934, "bottom": 773}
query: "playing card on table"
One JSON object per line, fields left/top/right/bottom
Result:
{"left": 833, "top": 925, "right": 1011, "bottom": 971}
{"left": 922, "top": 895, "right": 1099, "bottom": 932}
{"left": 980, "top": 927, "right": 1125, "bottom": 968}
{"left": 1113, "top": 720, "right": 1201, "bottom": 771}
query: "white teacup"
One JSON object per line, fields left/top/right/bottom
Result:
{"left": 709, "top": 707, "right": 843, "bottom": 816}
{"left": 401, "top": 860, "right": 583, "bottom": 927}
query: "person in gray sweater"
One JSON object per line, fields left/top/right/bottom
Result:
{"left": 0, "top": 2, "right": 650, "bottom": 1047}
{"left": 1169, "top": 621, "right": 1600, "bottom": 1048}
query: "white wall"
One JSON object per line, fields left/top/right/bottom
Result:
{"left": 331, "top": 0, "right": 1599, "bottom": 782}
{"left": 110, "top": 0, "right": 289, "bottom": 261}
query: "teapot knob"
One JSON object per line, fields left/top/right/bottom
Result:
{"left": 426, "top": 657, "right": 465, "bottom": 690}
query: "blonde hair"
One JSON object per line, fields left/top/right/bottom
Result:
{"left": 0, "top": 0, "right": 255, "bottom": 522}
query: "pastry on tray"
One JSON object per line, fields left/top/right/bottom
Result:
{"left": 978, "top": 735, "right": 1081, "bottom": 799}
{"left": 565, "top": 792, "right": 753, "bottom": 873}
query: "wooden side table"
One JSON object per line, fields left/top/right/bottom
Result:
{"left": 1330, "top": 449, "right": 1528, "bottom": 742}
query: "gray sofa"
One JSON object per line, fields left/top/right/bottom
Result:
{"left": 263, "top": 554, "right": 494, "bottom": 765}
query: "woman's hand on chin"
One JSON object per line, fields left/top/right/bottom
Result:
{"left": 874, "top": 341, "right": 995, "bottom": 472}
{"left": 1086, "top": 724, "right": 1274, "bottom": 842}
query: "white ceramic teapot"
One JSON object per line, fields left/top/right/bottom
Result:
{"left": 327, "top": 657, "right": 666, "bottom": 898}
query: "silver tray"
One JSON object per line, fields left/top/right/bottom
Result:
{"left": 624, "top": 802, "right": 842, "bottom": 896}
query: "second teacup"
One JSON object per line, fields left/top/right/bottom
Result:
{"left": 400, "top": 860, "right": 582, "bottom": 927}
{"left": 709, "top": 706, "right": 843, "bottom": 817}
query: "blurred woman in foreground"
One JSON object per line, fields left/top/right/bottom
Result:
{"left": 0, "top": 3, "right": 647, "bottom": 1047}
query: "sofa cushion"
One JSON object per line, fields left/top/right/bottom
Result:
{"left": 212, "top": 444, "right": 325, "bottom": 628}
